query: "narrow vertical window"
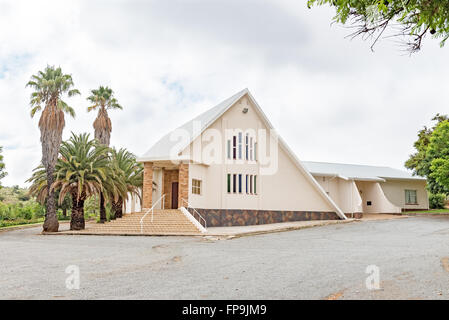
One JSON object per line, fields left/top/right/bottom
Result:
{"left": 254, "top": 175, "right": 257, "bottom": 194}
{"left": 250, "top": 137, "right": 253, "bottom": 161}
{"left": 192, "top": 179, "right": 201, "bottom": 195}
{"left": 238, "top": 132, "right": 242, "bottom": 159}
{"left": 254, "top": 142, "right": 257, "bottom": 162}
{"left": 227, "top": 140, "right": 231, "bottom": 159}
{"left": 250, "top": 175, "right": 253, "bottom": 194}
{"left": 246, "top": 175, "right": 248, "bottom": 194}
{"left": 245, "top": 134, "right": 249, "bottom": 160}
{"left": 227, "top": 174, "right": 231, "bottom": 193}
{"left": 233, "top": 174, "right": 237, "bottom": 193}
{"left": 233, "top": 136, "right": 237, "bottom": 160}
{"left": 238, "top": 174, "right": 242, "bottom": 193}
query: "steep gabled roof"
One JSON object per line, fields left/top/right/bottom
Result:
{"left": 303, "top": 161, "right": 426, "bottom": 182}
{"left": 138, "top": 89, "right": 347, "bottom": 219}
{"left": 138, "top": 89, "right": 249, "bottom": 161}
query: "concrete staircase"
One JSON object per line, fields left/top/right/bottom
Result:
{"left": 82, "top": 209, "right": 203, "bottom": 235}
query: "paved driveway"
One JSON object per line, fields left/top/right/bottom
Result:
{"left": 1, "top": 216, "right": 449, "bottom": 299}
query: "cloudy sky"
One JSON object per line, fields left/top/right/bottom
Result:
{"left": 0, "top": 0, "right": 447, "bottom": 187}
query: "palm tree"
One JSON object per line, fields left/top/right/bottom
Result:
{"left": 26, "top": 66, "right": 80, "bottom": 232}
{"left": 110, "top": 148, "right": 143, "bottom": 218}
{"left": 52, "top": 133, "right": 113, "bottom": 230}
{"left": 27, "top": 165, "right": 48, "bottom": 204}
{"left": 87, "top": 86, "right": 122, "bottom": 223}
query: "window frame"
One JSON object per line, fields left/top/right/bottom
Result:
{"left": 245, "top": 134, "right": 249, "bottom": 160}
{"left": 250, "top": 137, "right": 253, "bottom": 161}
{"left": 254, "top": 175, "right": 257, "bottom": 194}
{"left": 238, "top": 132, "right": 243, "bottom": 160}
{"left": 238, "top": 174, "right": 242, "bottom": 193}
{"left": 405, "top": 189, "right": 418, "bottom": 205}
{"left": 192, "top": 179, "right": 202, "bottom": 195}
{"left": 254, "top": 142, "right": 257, "bottom": 162}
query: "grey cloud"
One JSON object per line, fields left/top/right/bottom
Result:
{"left": 1, "top": 0, "right": 449, "bottom": 186}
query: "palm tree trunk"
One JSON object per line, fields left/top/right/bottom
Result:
{"left": 43, "top": 165, "right": 59, "bottom": 232}
{"left": 99, "top": 193, "right": 106, "bottom": 223}
{"left": 70, "top": 198, "right": 85, "bottom": 230}
{"left": 40, "top": 105, "right": 64, "bottom": 232}
{"left": 112, "top": 198, "right": 123, "bottom": 219}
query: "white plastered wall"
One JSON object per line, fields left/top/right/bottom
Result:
{"left": 314, "top": 176, "right": 363, "bottom": 214}
{"left": 183, "top": 94, "right": 336, "bottom": 213}
{"left": 356, "top": 181, "right": 401, "bottom": 214}
{"left": 381, "top": 179, "right": 429, "bottom": 210}
{"left": 124, "top": 189, "right": 142, "bottom": 214}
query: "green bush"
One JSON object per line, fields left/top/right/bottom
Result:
{"left": 429, "top": 193, "right": 447, "bottom": 209}
{"left": 0, "top": 200, "right": 45, "bottom": 221}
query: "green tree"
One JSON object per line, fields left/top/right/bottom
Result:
{"left": 27, "top": 166, "right": 72, "bottom": 217}
{"left": 51, "top": 133, "right": 115, "bottom": 230}
{"left": 405, "top": 114, "right": 449, "bottom": 194}
{"left": 87, "top": 86, "right": 122, "bottom": 223}
{"left": 307, "top": 1, "right": 449, "bottom": 52}
{"left": 26, "top": 66, "right": 80, "bottom": 232}
{"left": 425, "top": 121, "right": 449, "bottom": 194}
{"left": 110, "top": 148, "right": 143, "bottom": 219}
{"left": 0, "top": 146, "right": 7, "bottom": 188}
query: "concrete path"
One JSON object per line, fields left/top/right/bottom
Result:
{"left": 6, "top": 214, "right": 400, "bottom": 238}
{"left": 206, "top": 219, "right": 355, "bottom": 237}
{"left": 2, "top": 215, "right": 449, "bottom": 299}
{"left": 360, "top": 213, "right": 408, "bottom": 221}
{"left": 42, "top": 218, "right": 356, "bottom": 238}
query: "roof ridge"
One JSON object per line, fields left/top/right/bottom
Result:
{"left": 173, "top": 88, "right": 248, "bottom": 131}
{"left": 138, "top": 88, "right": 248, "bottom": 161}
{"left": 304, "top": 160, "right": 393, "bottom": 169}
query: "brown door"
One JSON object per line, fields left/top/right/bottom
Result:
{"left": 171, "top": 182, "right": 179, "bottom": 209}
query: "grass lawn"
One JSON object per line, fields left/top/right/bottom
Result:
{"left": 0, "top": 216, "right": 71, "bottom": 229}
{"left": 0, "top": 218, "right": 44, "bottom": 229}
{"left": 403, "top": 209, "right": 449, "bottom": 215}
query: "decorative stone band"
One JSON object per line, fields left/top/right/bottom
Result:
{"left": 186, "top": 208, "right": 342, "bottom": 227}
{"left": 343, "top": 212, "right": 363, "bottom": 219}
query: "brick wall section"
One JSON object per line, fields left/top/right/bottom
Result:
{"left": 187, "top": 208, "right": 341, "bottom": 227}
{"left": 142, "top": 162, "right": 153, "bottom": 209}
{"left": 163, "top": 169, "right": 179, "bottom": 209}
{"left": 178, "top": 162, "right": 189, "bottom": 208}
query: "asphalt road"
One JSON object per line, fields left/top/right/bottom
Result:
{"left": 1, "top": 216, "right": 449, "bottom": 299}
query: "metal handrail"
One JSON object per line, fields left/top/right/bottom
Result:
{"left": 181, "top": 198, "right": 207, "bottom": 229}
{"left": 140, "top": 194, "right": 165, "bottom": 233}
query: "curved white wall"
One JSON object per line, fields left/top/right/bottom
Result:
{"left": 381, "top": 180, "right": 429, "bottom": 210}
{"left": 356, "top": 181, "right": 401, "bottom": 214}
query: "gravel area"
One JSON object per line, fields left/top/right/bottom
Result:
{"left": 1, "top": 215, "right": 449, "bottom": 299}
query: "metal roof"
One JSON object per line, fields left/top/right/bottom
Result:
{"left": 302, "top": 161, "right": 426, "bottom": 182}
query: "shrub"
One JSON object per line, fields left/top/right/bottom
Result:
{"left": 18, "top": 194, "right": 31, "bottom": 202}
{"left": 0, "top": 200, "right": 45, "bottom": 221}
{"left": 429, "top": 193, "right": 447, "bottom": 209}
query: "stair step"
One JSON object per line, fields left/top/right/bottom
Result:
{"left": 84, "top": 209, "right": 203, "bottom": 234}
